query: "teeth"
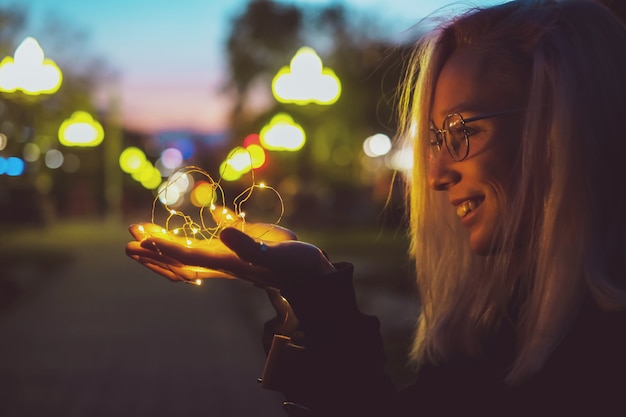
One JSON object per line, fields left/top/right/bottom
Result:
{"left": 456, "top": 200, "right": 477, "bottom": 218}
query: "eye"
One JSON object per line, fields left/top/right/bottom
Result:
{"left": 447, "top": 117, "right": 466, "bottom": 135}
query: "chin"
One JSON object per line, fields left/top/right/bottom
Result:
{"left": 468, "top": 230, "right": 500, "bottom": 256}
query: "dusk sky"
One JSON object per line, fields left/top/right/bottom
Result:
{"left": 3, "top": 0, "right": 505, "bottom": 134}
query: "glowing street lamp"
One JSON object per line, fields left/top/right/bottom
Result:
{"left": 272, "top": 47, "right": 341, "bottom": 105}
{"left": 259, "top": 113, "right": 306, "bottom": 152}
{"left": 58, "top": 111, "right": 105, "bottom": 147}
{"left": 0, "top": 37, "right": 62, "bottom": 95}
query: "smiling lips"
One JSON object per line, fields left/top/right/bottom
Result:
{"left": 456, "top": 199, "right": 479, "bottom": 218}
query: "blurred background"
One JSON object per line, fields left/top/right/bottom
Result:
{"left": 10, "top": 0, "right": 623, "bottom": 415}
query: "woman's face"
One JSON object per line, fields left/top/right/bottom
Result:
{"left": 428, "top": 48, "right": 527, "bottom": 255}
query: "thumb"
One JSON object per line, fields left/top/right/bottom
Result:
{"left": 219, "top": 227, "right": 269, "bottom": 265}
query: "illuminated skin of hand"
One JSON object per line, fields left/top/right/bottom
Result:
{"left": 126, "top": 207, "right": 336, "bottom": 289}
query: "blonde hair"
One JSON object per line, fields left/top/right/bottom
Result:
{"left": 398, "top": 0, "right": 626, "bottom": 384}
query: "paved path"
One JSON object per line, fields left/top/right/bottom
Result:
{"left": 0, "top": 220, "right": 418, "bottom": 417}
{"left": 0, "top": 221, "right": 285, "bottom": 417}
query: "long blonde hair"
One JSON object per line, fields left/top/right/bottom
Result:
{"left": 398, "top": 0, "right": 626, "bottom": 384}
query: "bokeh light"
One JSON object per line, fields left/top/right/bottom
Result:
{"left": 385, "top": 146, "right": 413, "bottom": 173}
{"left": 3, "top": 156, "right": 25, "bottom": 176}
{"left": 23, "top": 142, "right": 41, "bottom": 162}
{"left": 119, "top": 147, "right": 147, "bottom": 174}
{"left": 161, "top": 147, "right": 183, "bottom": 170}
{"left": 363, "top": 133, "right": 392, "bottom": 157}
{"left": 272, "top": 47, "right": 341, "bottom": 105}
{"left": 190, "top": 180, "right": 216, "bottom": 207}
{"left": 0, "top": 37, "right": 63, "bottom": 95}
{"left": 58, "top": 111, "right": 105, "bottom": 147}
{"left": 45, "top": 149, "right": 64, "bottom": 169}
{"left": 157, "top": 181, "right": 183, "bottom": 206}
{"left": 245, "top": 144, "right": 266, "bottom": 169}
{"left": 243, "top": 133, "right": 260, "bottom": 148}
{"left": 219, "top": 147, "right": 253, "bottom": 182}
{"left": 259, "top": 113, "right": 306, "bottom": 152}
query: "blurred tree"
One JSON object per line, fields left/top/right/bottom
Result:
{"left": 225, "top": 0, "right": 303, "bottom": 133}
{"left": 224, "top": 0, "right": 410, "bottom": 226}
{"left": 0, "top": 4, "right": 111, "bottom": 223}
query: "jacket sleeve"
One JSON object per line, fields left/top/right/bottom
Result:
{"left": 259, "top": 262, "right": 399, "bottom": 417}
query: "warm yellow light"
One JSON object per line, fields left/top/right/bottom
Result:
{"left": 0, "top": 37, "right": 63, "bottom": 95}
{"left": 259, "top": 113, "right": 306, "bottom": 152}
{"left": 190, "top": 181, "right": 216, "bottom": 208}
{"left": 58, "top": 111, "right": 105, "bottom": 147}
{"left": 139, "top": 167, "right": 163, "bottom": 190}
{"left": 245, "top": 144, "right": 266, "bottom": 169}
{"left": 219, "top": 161, "right": 241, "bottom": 181}
{"left": 219, "top": 147, "right": 252, "bottom": 182}
{"left": 227, "top": 147, "right": 253, "bottom": 172}
{"left": 272, "top": 47, "right": 341, "bottom": 105}
{"left": 144, "top": 166, "right": 287, "bottom": 286}
{"left": 119, "top": 147, "right": 147, "bottom": 174}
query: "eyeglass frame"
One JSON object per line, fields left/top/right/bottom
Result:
{"left": 429, "top": 108, "right": 526, "bottom": 162}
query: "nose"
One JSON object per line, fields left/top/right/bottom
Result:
{"left": 428, "top": 148, "right": 460, "bottom": 191}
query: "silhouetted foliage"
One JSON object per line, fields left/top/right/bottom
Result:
{"left": 223, "top": 0, "right": 412, "bottom": 226}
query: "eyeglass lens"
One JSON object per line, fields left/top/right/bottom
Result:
{"left": 444, "top": 114, "right": 469, "bottom": 161}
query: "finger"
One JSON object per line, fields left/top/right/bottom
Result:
{"left": 219, "top": 227, "right": 268, "bottom": 264}
{"left": 128, "top": 223, "right": 168, "bottom": 241}
{"left": 137, "top": 259, "right": 186, "bottom": 282}
{"left": 126, "top": 241, "right": 183, "bottom": 266}
{"left": 139, "top": 237, "right": 238, "bottom": 271}
{"left": 133, "top": 254, "right": 238, "bottom": 282}
{"left": 244, "top": 223, "right": 297, "bottom": 241}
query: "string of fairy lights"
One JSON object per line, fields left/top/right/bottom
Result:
{"left": 151, "top": 164, "right": 284, "bottom": 246}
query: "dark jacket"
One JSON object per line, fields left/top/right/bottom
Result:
{"left": 262, "top": 263, "right": 626, "bottom": 417}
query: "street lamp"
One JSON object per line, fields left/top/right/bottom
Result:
{"left": 272, "top": 46, "right": 341, "bottom": 106}
{"left": 58, "top": 111, "right": 105, "bottom": 147}
{"left": 0, "top": 37, "right": 62, "bottom": 95}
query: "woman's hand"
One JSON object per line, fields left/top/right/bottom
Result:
{"left": 125, "top": 209, "right": 335, "bottom": 288}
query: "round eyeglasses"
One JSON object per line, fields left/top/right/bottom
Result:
{"left": 429, "top": 108, "right": 526, "bottom": 162}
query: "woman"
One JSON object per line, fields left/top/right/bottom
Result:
{"left": 126, "top": 0, "right": 626, "bottom": 415}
